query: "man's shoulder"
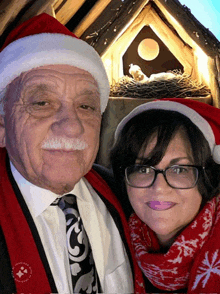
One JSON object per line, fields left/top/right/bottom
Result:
{"left": 92, "top": 163, "right": 113, "bottom": 179}
{"left": 92, "top": 164, "right": 115, "bottom": 191}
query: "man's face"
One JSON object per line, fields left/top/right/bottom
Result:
{"left": 1, "top": 65, "right": 102, "bottom": 194}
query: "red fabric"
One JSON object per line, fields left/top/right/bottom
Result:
{"left": 1, "top": 13, "right": 78, "bottom": 51}
{"left": 0, "top": 147, "right": 144, "bottom": 293}
{"left": 0, "top": 148, "right": 52, "bottom": 293}
{"left": 129, "top": 196, "right": 220, "bottom": 293}
{"left": 158, "top": 98, "right": 220, "bottom": 145}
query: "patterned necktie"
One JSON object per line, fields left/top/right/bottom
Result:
{"left": 54, "top": 194, "right": 100, "bottom": 293}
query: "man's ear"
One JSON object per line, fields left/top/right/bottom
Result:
{"left": 0, "top": 115, "right": 6, "bottom": 147}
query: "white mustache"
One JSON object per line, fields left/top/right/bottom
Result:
{"left": 42, "top": 137, "right": 88, "bottom": 151}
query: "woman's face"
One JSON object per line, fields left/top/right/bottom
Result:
{"left": 126, "top": 130, "right": 202, "bottom": 246}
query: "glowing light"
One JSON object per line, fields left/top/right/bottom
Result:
{"left": 104, "top": 58, "right": 112, "bottom": 67}
{"left": 138, "top": 38, "right": 160, "bottom": 61}
{"left": 195, "top": 46, "right": 210, "bottom": 85}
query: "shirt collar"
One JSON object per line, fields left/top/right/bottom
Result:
{"left": 10, "top": 162, "right": 81, "bottom": 217}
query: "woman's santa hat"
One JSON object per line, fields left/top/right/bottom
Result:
{"left": 115, "top": 98, "right": 220, "bottom": 164}
{"left": 0, "top": 13, "right": 110, "bottom": 113}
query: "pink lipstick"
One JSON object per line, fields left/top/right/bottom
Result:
{"left": 147, "top": 201, "right": 176, "bottom": 211}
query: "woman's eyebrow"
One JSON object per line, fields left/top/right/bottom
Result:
{"left": 169, "top": 157, "right": 193, "bottom": 165}
{"left": 135, "top": 156, "right": 193, "bottom": 165}
{"left": 135, "top": 158, "right": 150, "bottom": 164}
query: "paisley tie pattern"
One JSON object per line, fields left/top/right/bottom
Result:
{"left": 55, "top": 194, "right": 100, "bottom": 293}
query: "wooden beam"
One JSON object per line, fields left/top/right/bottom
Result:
{"left": 148, "top": 7, "right": 194, "bottom": 72}
{"left": 53, "top": 0, "right": 63, "bottom": 11}
{"left": 114, "top": 3, "right": 152, "bottom": 49}
{"left": 154, "top": 0, "right": 220, "bottom": 58}
{"left": 44, "top": 3, "right": 56, "bottom": 18}
{"left": 105, "top": 4, "right": 151, "bottom": 53}
{"left": 81, "top": 0, "right": 150, "bottom": 56}
{"left": 16, "top": 0, "right": 55, "bottom": 25}
{"left": 102, "top": 4, "right": 152, "bottom": 83}
{"left": 0, "top": 0, "right": 30, "bottom": 36}
{"left": 55, "top": 0, "right": 86, "bottom": 25}
{"left": 103, "top": 3, "right": 194, "bottom": 83}
{"left": 216, "top": 55, "right": 220, "bottom": 90}
{"left": 208, "top": 57, "right": 220, "bottom": 107}
{"left": 153, "top": 0, "right": 199, "bottom": 54}
{"left": 73, "top": 0, "right": 111, "bottom": 37}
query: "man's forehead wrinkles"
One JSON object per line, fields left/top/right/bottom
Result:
{"left": 78, "top": 84, "right": 98, "bottom": 92}
{"left": 21, "top": 72, "right": 63, "bottom": 87}
{"left": 19, "top": 80, "right": 63, "bottom": 99}
{"left": 75, "top": 76, "right": 98, "bottom": 84}
{"left": 75, "top": 79, "right": 99, "bottom": 93}
{"left": 20, "top": 71, "right": 98, "bottom": 89}
{"left": 24, "top": 85, "right": 54, "bottom": 95}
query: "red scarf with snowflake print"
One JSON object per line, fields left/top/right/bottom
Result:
{"left": 129, "top": 196, "right": 220, "bottom": 293}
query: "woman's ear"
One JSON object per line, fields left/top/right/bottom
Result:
{"left": 0, "top": 115, "right": 6, "bottom": 147}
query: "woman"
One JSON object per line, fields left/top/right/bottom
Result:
{"left": 110, "top": 98, "right": 220, "bottom": 293}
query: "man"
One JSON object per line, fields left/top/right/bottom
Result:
{"left": 0, "top": 13, "right": 140, "bottom": 293}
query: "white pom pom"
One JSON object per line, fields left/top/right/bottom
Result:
{"left": 213, "top": 145, "right": 220, "bottom": 164}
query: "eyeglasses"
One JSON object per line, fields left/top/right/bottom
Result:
{"left": 125, "top": 164, "right": 205, "bottom": 189}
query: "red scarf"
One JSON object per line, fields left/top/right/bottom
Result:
{"left": 129, "top": 196, "right": 220, "bottom": 293}
{"left": 0, "top": 148, "right": 143, "bottom": 293}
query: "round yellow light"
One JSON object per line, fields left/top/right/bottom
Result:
{"left": 138, "top": 38, "right": 160, "bottom": 61}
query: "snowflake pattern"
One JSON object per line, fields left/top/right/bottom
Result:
{"left": 192, "top": 250, "right": 220, "bottom": 290}
{"left": 129, "top": 197, "right": 220, "bottom": 292}
{"left": 202, "top": 213, "right": 212, "bottom": 231}
{"left": 214, "top": 195, "right": 220, "bottom": 226}
{"left": 140, "top": 263, "right": 188, "bottom": 290}
{"left": 168, "top": 236, "right": 199, "bottom": 264}
{"left": 191, "top": 220, "right": 197, "bottom": 229}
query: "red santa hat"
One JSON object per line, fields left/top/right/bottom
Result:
{"left": 0, "top": 13, "right": 110, "bottom": 113}
{"left": 115, "top": 98, "right": 220, "bottom": 164}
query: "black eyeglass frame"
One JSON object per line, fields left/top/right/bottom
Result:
{"left": 125, "top": 164, "right": 205, "bottom": 189}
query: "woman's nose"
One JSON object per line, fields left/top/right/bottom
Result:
{"left": 152, "top": 173, "right": 172, "bottom": 191}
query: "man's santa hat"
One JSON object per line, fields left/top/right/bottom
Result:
{"left": 0, "top": 13, "right": 110, "bottom": 113}
{"left": 115, "top": 98, "right": 220, "bottom": 164}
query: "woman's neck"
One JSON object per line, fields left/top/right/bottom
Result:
{"left": 157, "top": 228, "right": 184, "bottom": 250}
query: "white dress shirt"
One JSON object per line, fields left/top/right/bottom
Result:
{"left": 11, "top": 162, "right": 133, "bottom": 293}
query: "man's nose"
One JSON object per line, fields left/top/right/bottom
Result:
{"left": 51, "top": 106, "right": 84, "bottom": 137}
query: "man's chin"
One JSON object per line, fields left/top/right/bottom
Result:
{"left": 40, "top": 176, "right": 80, "bottom": 195}
{"left": 40, "top": 165, "right": 86, "bottom": 194}
{"left": 48, "top": 183, "right": 77, "bottom": 195}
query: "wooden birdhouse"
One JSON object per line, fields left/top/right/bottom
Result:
{"left": 72, "top": 0, "right": 220, "bottom": 106}
{"left": 101, "top": 1, "right": 220, "bottom": 104}
{"left": 72, "top": 0, "right": 220, "bottom": 166}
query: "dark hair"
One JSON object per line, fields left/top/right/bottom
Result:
{"left": 110, "top": 109, "right": 220, "bottom": 217}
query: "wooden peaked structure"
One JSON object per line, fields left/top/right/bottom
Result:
{"left": 1, "top": 0, "right": 220, "bottom": 105}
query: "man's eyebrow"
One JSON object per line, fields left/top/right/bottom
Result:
{"left": 79, "top": 88, "right": 99, "bottom": 94}
{"left": 77, "top": 79, "right": 99, "bottom": 90}
{"left": 24, "top": 83, "right": 56, "bottom": 93}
